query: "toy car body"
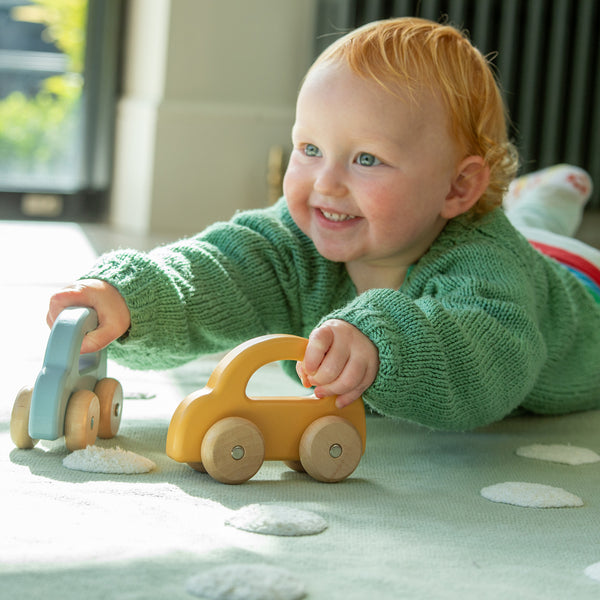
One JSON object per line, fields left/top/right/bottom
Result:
{"left": 10, "top": 307, "right": 123, "bottom": 451}
{"left": 166, "top": 334, "right": 366, "bottom": 484}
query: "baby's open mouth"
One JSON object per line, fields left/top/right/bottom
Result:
{"left": 320, "top": 209, "right": 356, "bottom": 222}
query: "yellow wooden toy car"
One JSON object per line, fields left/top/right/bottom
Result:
{"left": 166, "top": 334, "right": 366, "bottom": 484}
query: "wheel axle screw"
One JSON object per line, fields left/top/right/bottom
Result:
{"left": 231, "top": 445, "right": 245, "bottom": 460}
{"left": 329, "top": 443, "right": 343, "bottom": 459}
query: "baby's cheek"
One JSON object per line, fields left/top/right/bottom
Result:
{"left": 285, "top": 195, "right": 311, "bottom": 237}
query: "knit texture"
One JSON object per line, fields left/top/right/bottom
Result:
{"left": 83, "top": 199, "right": 600, "bottom": 431}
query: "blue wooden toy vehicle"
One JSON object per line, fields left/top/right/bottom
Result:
{"left": 10, "top": 307, "right": 123, "bottom": 451}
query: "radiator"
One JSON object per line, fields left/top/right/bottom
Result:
{"left": 316, "top": 0, "right": 600, "bottom": 207}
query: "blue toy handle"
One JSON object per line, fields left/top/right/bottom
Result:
{"left": 29, "top": 307, "right": 107, "bottom": 440}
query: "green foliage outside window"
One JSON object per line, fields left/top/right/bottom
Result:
{"left": 0, "top": 0, "right": 87, "bottom": 172}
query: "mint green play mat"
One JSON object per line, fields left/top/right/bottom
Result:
{"left": 2, "top": 221, "right": 599, "bottom": 599}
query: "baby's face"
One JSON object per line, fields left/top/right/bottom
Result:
{"left": 284, "top": 62, "right": 462, "bottom": 289}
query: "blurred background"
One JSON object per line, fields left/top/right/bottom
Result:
{"left": 0, "top": 0, "right": 598, "bottom": 238}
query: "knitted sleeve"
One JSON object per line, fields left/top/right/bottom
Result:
{"left": 325, "top": 233, "right": 548, "bottom": 431}
{"left": 82, "top": 201, "right": 346, "bottom": 370}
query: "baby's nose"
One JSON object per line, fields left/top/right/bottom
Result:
{"left": 314, "top": 163, "right": 348, "bottom": 197}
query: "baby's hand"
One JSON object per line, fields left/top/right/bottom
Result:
{"left": 296, "top": 319, "right": 379, "bottom": 409}
{"left": 47, "top": 279, "right": 131, "bottom": 354}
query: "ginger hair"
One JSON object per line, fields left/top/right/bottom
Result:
{"left": 309, "top": 17, "right": 519, "bottom": 215}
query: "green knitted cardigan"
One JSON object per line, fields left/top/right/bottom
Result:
{"left": 84, "top": 199, "right": 600, "bottom": 431}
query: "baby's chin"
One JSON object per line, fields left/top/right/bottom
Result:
{"left": 311, "top": 242, "right": 358, "bottom": 265}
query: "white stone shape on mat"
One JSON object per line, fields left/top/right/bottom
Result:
{"left": 480, "top": 482, "right": 583, "bottom": 508}
{"left": 62, "top": 445, "right": 156, "bottom": 474}
{"left": 225, "top": 504, "right": 327, "bottom": 536}
{"left": 584, "top": 562, "right": 600, "bottom": 582}
{"left": 186, "top": 564, "right": 306, "bottom": 600}
{"left": 516, "top": 444, "right": 600, "bottom": 465}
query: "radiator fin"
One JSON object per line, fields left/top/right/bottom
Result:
{"left": 316, "top": 0, "right": 600, "bottom": 207}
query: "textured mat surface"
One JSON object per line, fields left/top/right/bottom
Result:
{"left": 2, "top": 221, "right": 600, "bottom": 599}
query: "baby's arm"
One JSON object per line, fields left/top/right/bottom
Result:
{"left": 296, "top": 319, "right": 379, "bottom": 409}
{"left": 47, "top": 279, "right": 131, "bottom": 354}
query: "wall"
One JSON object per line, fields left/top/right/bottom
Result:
{"left": 109, "top": 0, "right": 317, "bottom": 236}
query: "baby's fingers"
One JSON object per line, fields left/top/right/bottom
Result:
{"left": 302, "top": 325, "right": 335, "bottom": 376}
{"left": 313, "top": 358, "right": 368, "bottom": 400}
{"left": 334, "top": 391, "right": 362, "bottom": 409}
{"left": 47, "top": 284, "right": 89, "bottom": 327}
{"left": 47, "top": 279, "right": 130, "bottom": 354}
{"left": 310, "top": 346, "right": 350, "bottom": 390}
{"left": 79, "top": 327, "right": 117, "bottom": 354}
{"left": 296, "top": 362, "right": 312, "bottom": 388}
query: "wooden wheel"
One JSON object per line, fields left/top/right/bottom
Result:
{"left": 64, "top": 389, "right": 100, "bottom": 451}
{"left": 284, "top": 460, "right": 306, "bottom": 473}
{"left": 300, "top": 416, "right": 362, "bottom": 483}
{"left": 187, "top": 462, "right": 207, "bottom": 473}
{"left": 201, "top": 417, "right": 265, "bottom": 484}
{"left": 95, "top": 378, "right": 123, "bottom": 439}
{"left": 10, "top": 387, "right": 38, "bottom": 449}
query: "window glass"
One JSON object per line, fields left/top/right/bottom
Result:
{"left": 0, "top": 0, "right": 87, "bottom": 192}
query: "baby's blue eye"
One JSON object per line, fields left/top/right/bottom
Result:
{"left": 357, "top": 153, "right": 381, "bottom": 166}
{"left": 304, "top": 144, "right": 322, "bottom": 157}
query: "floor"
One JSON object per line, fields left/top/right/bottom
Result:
{"left": 2, "top": 214, "right": 600, "bottom": 600}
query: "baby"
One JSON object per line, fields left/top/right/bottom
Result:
{"left": 48, "top": 17, "right": 600, "bottom": 430}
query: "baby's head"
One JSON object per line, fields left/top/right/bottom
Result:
{"left": 308, "top": 17, "right": 518, "bottom": 215}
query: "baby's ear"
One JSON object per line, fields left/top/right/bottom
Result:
{"left": 441, "top": 156, "right": 490, "bottom": 219}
